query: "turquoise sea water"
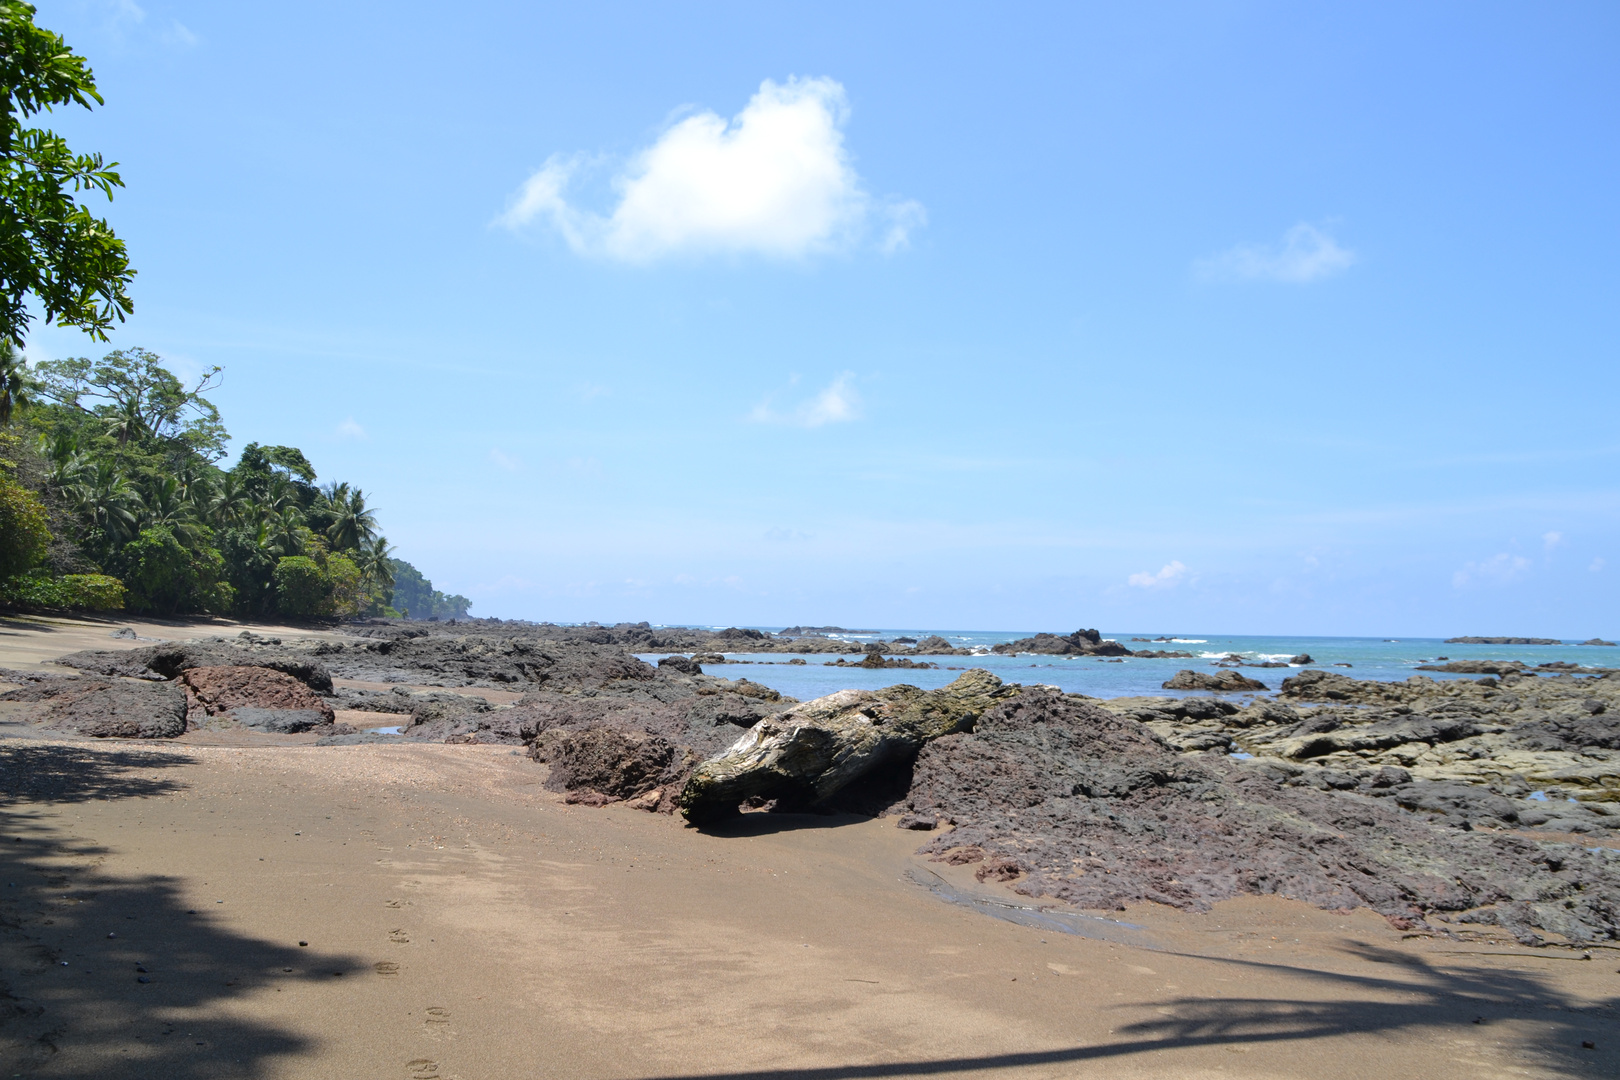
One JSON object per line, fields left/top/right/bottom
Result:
{"left": 636, "top": 630, "right": 1616, "bottom": 702}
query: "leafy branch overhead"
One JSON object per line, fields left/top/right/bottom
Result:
{"left": 0, "top": 1, "right": 134, "bottom": 342}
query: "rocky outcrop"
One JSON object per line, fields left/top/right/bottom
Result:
{"left": 179, "top": 665, "right": 336, "bottom": 724}
{"left": 1445, "top": 637, "right": 1563, "bottom": 645}
{"left": 679, "top": 670, "right": 1018, "bottom": 823}
{"left": 899, "top": 688, "right": 1620, "bottom": 944}
{"left": 40, "top": 680, "right": 189, "bottom": 738}
{"left": 1414, "top": 660, "right": 1527, "bottom": 675}
{"left": 657, "top": 655, "right": 702, "bottom": 676}
{"left": 991, "top": 629, "right": 1131, "bottom": 657}
{"left": 57, "top": 638, "right": 334, "bottom": 692}
{"left": 1578, "top": 638, "right": 1618, "bottom": 647}
{"left": 1162, "top": 669, "right": 1267, "bottom": 692}
{"left": 824, "top": 655, "right": 937, "bottom": 670}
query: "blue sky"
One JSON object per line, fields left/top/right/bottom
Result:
{"left": 21, "top": 1, "right": 1620, "bottom": 636}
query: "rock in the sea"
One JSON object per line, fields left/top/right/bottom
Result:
{"left": 679, "top": 669, "right": 1018, "bottom": 822}
{"left": 1577, "top": 638, "right": 1618, "bottom": 647}
{"left": 991, "top": 629, "right": 1131, "bottom": 657}
{"left": 1444, "top": 636, "right": 1563, "bottom": 645}
{"left": 43, "top": 681, "right": 188, "bottom": 738}
{"left": 1289, "top": 654, "right": 1314, "bottom": 665}
{"left": 179, "top": 665, "right": 336, "bottom": 723}
{"left": 657, "top": 655, "right": 703, "bottom": 676}
{"left": 1161, "top": 669, "right": 1267, "bottom": 692}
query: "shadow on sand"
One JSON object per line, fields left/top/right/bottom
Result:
{"left": 622, "top": 937, "right": 1616, "bottom": 1080}
{"left": 0, "top": 740, "right": 364, "bottom": 1078}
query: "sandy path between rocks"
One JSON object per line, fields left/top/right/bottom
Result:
{"left": 0, "top": 618, "right": 1615, "bottom": 1079}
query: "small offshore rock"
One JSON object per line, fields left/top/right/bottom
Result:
{"left": 1162, "top": 669, "right": 1268, "bottom": 692}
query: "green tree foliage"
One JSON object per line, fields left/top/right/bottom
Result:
{"left": 0, "top": 2, "right": 134, "bottom": 343}
{"left": 387, "top": 557, "right": 471, "bottom": 620}
{"left": 271, "top": 555, "right": 324, "bottom": 617}
{"left": 111, "top": 525, "right": 230, "bottom": 615}
{"left": 0, "top": 342, "right": 428, "bottom": 618}
{"left": 0, "top": 569, "right": 120, "bottom": 608}
{"left": 0, "top": 467, "right": 46, "bottom": 575}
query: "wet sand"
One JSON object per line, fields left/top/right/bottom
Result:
{"left": 1, "top": 618, "right": 1615, "bottom": 1079}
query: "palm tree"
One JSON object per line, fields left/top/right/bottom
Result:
{"left": 140, "top": 475, "right": 206, "bottom": 547}
{"left": 73, "top": 464, "right": 142, "bottom": 545}
{"left": 0, "top": 340, "right": 34, "bottom": 425}
{"left": 325, "top": 486, "right": 378, "bottom": 553}
{"left": 208, "top": 471, "right": 256, "bottom": 529}
{"left": 264, "top": 505, "right": 305, "bottom": 557}
{"left": 355, "top": 536, "right": 395, "bottom": 593}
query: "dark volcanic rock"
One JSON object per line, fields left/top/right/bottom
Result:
{"left": 58, "top": 641, "right": 334, "bottom": 692}
{"left": 535, "top": 729, "right": 682, "bottom": 802}
{"left": 1162, "top": 669, "right": 1267, "bottom": 692}
{"left": 40, "top": 680, "right": 189, "bottom": 739}
{"left": 991, "top": 628, "right": 1132, "bottom": 657}
{"left": 658, "top": 655, "right": 703, "bottom": 676}
{"left": 1414, "top": 660, "right": 1528, "bottom": 675}
{"left": 1577, "top": 638, "right": 1618, "bottom": 647}
{"left": 233, "top": 707, "right": 329, "bottom": 734}
{"left": 897, "top": 689, "right": 1620, "bottom": 943}
{"left": 1445, "top": 637, "right": 1563, "bottom": 645}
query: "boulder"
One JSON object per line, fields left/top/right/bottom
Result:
{"left": 233, "top": 707, "right": 329, "bottom": 734}
{"left": 991, "top": 629, "right": 1132, "bottom": 657}
{"left": 58, "top": 641, "right": 335, "bottom": 692}
{"left": 1413, "top": 660, "right": 1526, "bottom": 675}
{"left": 1161, "top": 669, "right": 1267, "bottom": 692}
{"left": 179, "top": 665, "right": 336, "bottom": 723}
{"left": 679, "top": 669, "right": 1018, "bottom": 822}
{"left": 657, "top": 655, "right": 703, "bottom": 676}
{"left": 535, "top": 728, "right": 682, "bottom": 802}
{"left": 914, "top": 635, "right": 956, "bottom": 653}
{"left": 1289, "top": 654, "right": 1314, "bottom": 665}
{"left": 43, "top": 681, "right": 188, "bottom": 739}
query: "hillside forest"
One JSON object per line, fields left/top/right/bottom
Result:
{"left": 0, "top": 345, "right": 471, "bottom": 620}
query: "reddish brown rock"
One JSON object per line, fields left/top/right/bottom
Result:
{"left": 179, "top": 665, "right": 335, "bottom": 724}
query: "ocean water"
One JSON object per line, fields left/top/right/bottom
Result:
{"left": 636, "top": 629, "right": 1616, "bottom": 702}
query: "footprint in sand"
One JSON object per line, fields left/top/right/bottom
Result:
{"left": 374, "top": 961, "right": 400, "bottom": 976}
{"left": 389, "top": 929, "right": 410, "bottom": 944}
{"left": 405, "top": 1058, "right": 439, "bottom": 1078}
{"left": 385, "top": 900, "right": 403, "bottom": 909}
{"left": 421, "top": 1006, "right": 453, "bottom": 1042}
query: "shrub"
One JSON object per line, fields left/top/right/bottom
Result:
{"left": 273, "top": 556, "right": 326, "bottom": 617}
{"left": 113, "top": 527, "right": 232, "bottom": 615}
{"left": 0, "top": 474, "right": 50, "bottom": 579}
{"left": 0, "top": 571, "right": 125, "bottom": 610}
{"left": 324, "top": 553, "right": 365, "bottom": 617}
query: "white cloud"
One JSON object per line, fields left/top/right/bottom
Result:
{"left": 489, "top": 448, "right": 521, "bottom": 471}
{"left": 498, "top": 77, "right": 922, "bottom": 261}
{"left": 1128, "top": 561, "right": 1188, "bottom": 589}
{"left": 1543, "top": 530, "right": 1564, "bottom": 550}
{"left": 1592, "top": 557, "right": 1606, "bottom": 573}
{"left": 1452, "top": 553, "right": 1531, "bottom": 588}
{"left": 335, "top": 417, "right": 366, "bottom": 440}
{"left": 764, "top": 527, "right": 812, "bottom": 542}
{"left": 749, "top": 373, "right": 860, "bottom": 428}
{"left": 1197, "top": 223, "right": 1355, "bottom": 283}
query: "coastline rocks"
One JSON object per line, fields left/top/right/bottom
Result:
{"left": 1414, "top": 660, "right": 1526, "bottom": 675}
{"left": 534, "top": 728, "right": 684, "bottom": 806}
{"left": 1289, "top": 654, "right": 1314, "bottom": 665}
{"left": 898, "top": 688, "right": 1620, "bottom": 944}
{"left": 42, "top": 680, "right": 189, "bottom": 739}
{"left": 1128, "top": 650, "right": 1196, "bottom": 659}
{"left": 179, "top": 665, "right": 336, "bottom": 724}
{"left": 657, "top": 655, "right": 703, "bottom": 676}
{"left": 679, "top": 670, "right": 1018, "bottom": 823}
{"left": 1162, "top": 669, "right": 1267, "bottom": 692}
{"left": 991, "top": 629, "right": 1131, "bottom": 657}
{"left": 232, "top": 707, "right": 330, "bottom": 734}
{"left": 1445, "top": 637, "right": 1563, "bottom": 645}
{"left": 1578, "top": 638, "right": 1618, "bottom": 647}
{"left": 57, "top": 640, "right": 335, "bottom": 693}
{"left": 825, "top": 655, "right": 938, "bottom": 670}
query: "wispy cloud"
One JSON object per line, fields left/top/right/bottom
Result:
{"left": 749, "top": 373, "right": 861, "bottom": 428}
{"left": 497, "top": 77, "right": 922, "bottom": 261}
{"left": 1592, "top": 557, "right": 1607, "bottom": 573}
{"left": 1543, "top": 530, "right": 1564, "bottom": 550}
{"left": 1197, "top": 223, "right": 1355, "bottom": 283}
{"left": 1452, "top": 553, "right": 1531, "bottom": 589}
{"left": 489, "top": 448, "right": 521, "bottom": 471}
{"left": 1128, "top": 560, "right": 1188, "bottom": 589}
{"left": 335, "top": 417, "right": 366, "bottom": 440}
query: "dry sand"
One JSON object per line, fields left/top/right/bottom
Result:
{"left": 0, "top": 616, "right": 1615, "bottom": 1079}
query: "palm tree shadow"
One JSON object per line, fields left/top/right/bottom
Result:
{"left": 0, "top": 740, "right": 365, "bottom": 1078}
